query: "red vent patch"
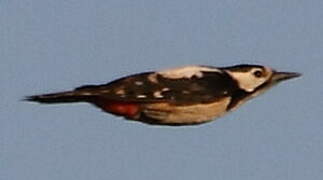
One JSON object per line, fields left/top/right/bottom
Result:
{"left": 100, "top": 101, "right": 140, "bottom": 118}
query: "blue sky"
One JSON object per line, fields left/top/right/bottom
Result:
{"left": 1, "top": 0, "right": 322, "bottom": 180}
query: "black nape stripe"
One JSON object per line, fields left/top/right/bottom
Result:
{"left": 223, "top": 64, "right": 264, "bottom": 72}
{"left": 226, "top": 90, "right": 250, "bottom": 111}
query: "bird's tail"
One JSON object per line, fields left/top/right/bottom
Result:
{"left": 24, "top": 91, "right": 93, "bottom": 104}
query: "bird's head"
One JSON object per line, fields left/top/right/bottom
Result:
{"left": 223, "top": 64, "right": 301, "bottom": 93}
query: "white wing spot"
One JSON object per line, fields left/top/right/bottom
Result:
{"left": 148, "top": 74, "right": 158, "bottom": 83}
{"left": 137, "top": 95, "right": 147, "bottom": 98}
{"left": 135, "top": 81, "right": 144, "bottom": 86}
{"left": 115, "top": 89, "right": 125, "bottom": 95}
{"left": 162, "top": 87, "right": 170, "bottom": 92}
{"left": 101, "top": 89, "right": 110, "bottom": 93}
{"left": 153, "top": 91, "right": 164, "bottom": 98}
{"left": 79, "top": 92, "right": 92, "bottom": 96}
{"left": 158, "top": 65, "right": 221, "bottom": 79}
{"left": 182, "top": 90, "right": 190, "bottom": 94}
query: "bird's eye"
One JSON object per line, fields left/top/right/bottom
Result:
{"left": 253, "top": 70, "right": 263, "bottom": 78}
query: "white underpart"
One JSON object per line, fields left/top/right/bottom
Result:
{"left": 225, "top": 68, "right": 270, "bottom": 92}
{"left": 143, "top": 97, "right": 231, "bottom": 124}
{"left": 158, "top": 65, "right": 221, "bottom": 79}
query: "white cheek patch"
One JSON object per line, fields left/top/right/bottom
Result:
{"left": 226, "top": 71, "right": 268, "bottom": 92}
{"left": 158, "top": 65, "right": 222, "bottom": 79}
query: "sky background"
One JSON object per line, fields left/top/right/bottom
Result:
{"left": 1, "top": 0, "right": 322, "bottom": 180}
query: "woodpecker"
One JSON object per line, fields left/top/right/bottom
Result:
{"left": 25, "top": 64, "right": 301, "bottom": 126}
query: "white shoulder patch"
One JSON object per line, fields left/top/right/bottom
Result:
{"left": 157, "top": 65, "right": 221, "bottom": 79}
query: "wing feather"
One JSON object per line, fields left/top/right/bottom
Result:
{"left": 73, "top": 71, "right": 239, "bottom": 105}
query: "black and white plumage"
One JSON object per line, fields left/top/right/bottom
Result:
{"left": 25, "top": 64, "right": 301, "bottom": 126}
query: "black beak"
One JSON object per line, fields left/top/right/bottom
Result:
{"left": 272, "top": 71, "right": 302, "bottom": 82}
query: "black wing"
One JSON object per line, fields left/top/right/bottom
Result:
{"left": 74, "top": 71, "right": 240, "bottom": 105}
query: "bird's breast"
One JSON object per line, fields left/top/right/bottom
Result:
{"left": 140, "top": 97, "right": 232, "bottom": 125}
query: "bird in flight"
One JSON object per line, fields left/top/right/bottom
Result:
{"left": 26, "top": 64, "right": 301, "bottom": 126}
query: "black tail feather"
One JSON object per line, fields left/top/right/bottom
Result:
{"left": 24, "top": 91, "right": 91, "bottom": 104}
